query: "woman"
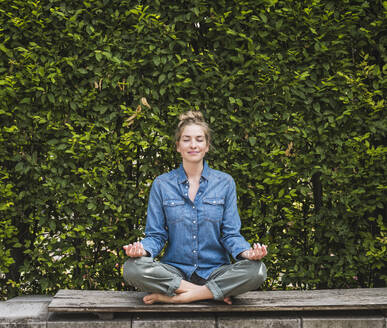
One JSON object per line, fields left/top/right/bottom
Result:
{"left": 123, "top": 111, "right": 267, "bottom": 304}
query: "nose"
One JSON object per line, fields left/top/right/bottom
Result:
{"left": 190, "top": 139, "right": 198, "bottom": 148}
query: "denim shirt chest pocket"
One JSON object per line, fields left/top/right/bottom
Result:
{"left": 202, "top": 197, "right": 225, "bottom": 222}
{"left": 163, "top": 199, "right": 185, "bottom": 224}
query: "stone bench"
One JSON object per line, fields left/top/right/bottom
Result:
{"left": 1, "top": 288, "right": 386, "bottom": 327}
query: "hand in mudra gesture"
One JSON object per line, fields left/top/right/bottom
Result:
{"left": 123, "top": 242, "right": 147, "bottom": 257}
{"left": 240, "top": 243, "right": 268, "bottom": 261}
{"left": 123, "top": 242, "right": 267, "bottom": 260}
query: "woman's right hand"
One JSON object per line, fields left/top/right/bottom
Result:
{"left": 123, "top": 242, "right": 148, "bottom": 257}
{"left": 239, "top": 243, "right": 268, "bottom": 261}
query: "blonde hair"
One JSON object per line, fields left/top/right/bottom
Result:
{"left": 175, "top": 111, "right": 211, "bottom": 146}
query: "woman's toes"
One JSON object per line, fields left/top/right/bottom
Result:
{"left": 143, "top": 294, "right": 156, "bottom": 304}
{"left": 223, "top": 297, "right": 232, "bottom": 305}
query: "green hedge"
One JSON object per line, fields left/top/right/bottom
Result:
{"left": 1, "top": 0, "right": 386, "bottom": 299}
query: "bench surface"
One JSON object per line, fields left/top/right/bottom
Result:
{"left": 48, "top": 288, "right": 387, "bottom": 313}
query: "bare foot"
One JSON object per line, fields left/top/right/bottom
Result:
{"left": 175, "top": 280, "right": 199, "bottom": 294}
{"left": 143, "top": 285, "right": 214, "bottom": 304}
{"left": 143, "top": 293, "right": 176, "bottom": 304}
{"left": 143, "top": 291, "right": 233, "bottom": 305}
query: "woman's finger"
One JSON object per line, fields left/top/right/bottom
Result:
{"left": 125, "top": 244, "right": 132, "bottom": 256}
{"left": 130, "top": 244, "right": 140, "bottom": 257}
{"left": 245, "top": 248, "right": 252, "bottom": 259}
{"left": 137, "top": 243, "right": 143, "bottom": 256}
{"left": 262, "top": 245, "right": 268, "bottom": 257}
{"left": 256, "top": 247, "right": 263, "bottom": 259}
{"left": 257, "top": 244, "right": 265, "bottom": 259}
{"left": 139, "top": 243, "right": 145, "bottom": 256}
{"left": 128, "top": 244, "right": 134, "bottom": 256}
{"left": 133, "top": 242, "right": 139, "bottom": 256}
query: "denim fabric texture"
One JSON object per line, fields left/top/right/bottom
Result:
{"left": 141, "top": 161, "right": 251, "bottom": 280}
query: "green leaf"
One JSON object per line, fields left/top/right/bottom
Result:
{"left": 259, "top": 13, "right": 267, "bottom": 23}
{"left": 158, "top": 74, "right": 166, "bottom": 84}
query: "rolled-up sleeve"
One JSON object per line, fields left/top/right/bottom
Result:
{"left": 220, "top": 177, "right": 251, "bottom": 259}
{"left": 141, "top": 178, "right": 168, "bottom": 258}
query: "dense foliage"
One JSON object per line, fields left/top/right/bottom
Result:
{"left": 1, "top": 0, "right": 386, "bottom": 300}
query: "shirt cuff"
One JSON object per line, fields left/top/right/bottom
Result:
{"left": 236, "top": 253, "right": 245, "bottom": 260}
{"left": 141, "top": 241, "right": 154, "bottom": 258}
{"left": 232, "top": 247, "right": 250, "bottom": 260}
{"left": 143, "top": 247, "right": 153, "bottom": 258}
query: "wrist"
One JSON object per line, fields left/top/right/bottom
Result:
{"left": 237, "top": 250, "right": 248, "bottom": 260}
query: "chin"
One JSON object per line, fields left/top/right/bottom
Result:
{"left": 184, "top": 157, "right": 204, "bottom": 163}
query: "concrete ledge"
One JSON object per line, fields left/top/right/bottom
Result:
{"left": 218, "top": 314, "right": 300, "bottom": 328}
{"left": 302, "top": 314, "right": 385, "bottom": 328}
{"left": 47, "top": 314, "right": 132, "bottom": 328}
{"left": 132, "top": 313, "right": 216, "bottom": 328}
{"left": 0, "top": 295, "right": 52, "bottom": 327}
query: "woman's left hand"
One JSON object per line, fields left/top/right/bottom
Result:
{"left": 240, "top": 243, "right": 268, "bottom": 260}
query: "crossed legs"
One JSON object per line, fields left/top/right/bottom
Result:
{"left": 123, "top": 257, "right": 266, "bottom": 304}
{"left": 143, "top": 279, "right": 231, "bottom": 304}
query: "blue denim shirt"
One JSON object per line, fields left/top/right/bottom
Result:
{"left": 141, "top": 161, "right": 251, "bottom": 280}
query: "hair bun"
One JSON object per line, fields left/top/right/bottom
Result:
{"left": 178, "top": 110, "right": 204, "bottom": 124}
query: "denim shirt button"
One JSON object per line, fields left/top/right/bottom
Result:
{"left": 192, "top": 206, "right": 195, "bottom": 209}
{"left": 193, "top": 221, "right": 196, "bottom": 224}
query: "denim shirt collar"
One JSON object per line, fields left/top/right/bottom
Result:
{"left": 177, "top": 161, "right": 210, "bottom": 184}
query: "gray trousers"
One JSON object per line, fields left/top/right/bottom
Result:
{"left": 123, "top": 257, "right": 267, "bottom": 301}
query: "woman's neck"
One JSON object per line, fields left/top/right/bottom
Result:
{"left": 183, "top": 161, "right": 203, "bottom": 181}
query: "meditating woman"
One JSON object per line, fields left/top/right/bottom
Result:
{"left": 123, "top": 111, "right": 267, "bottom": 304}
